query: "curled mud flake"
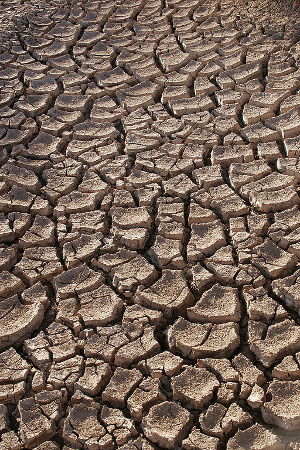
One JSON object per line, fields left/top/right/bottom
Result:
{"left": 142, "top": 401, "right": 193, "bottom": 449}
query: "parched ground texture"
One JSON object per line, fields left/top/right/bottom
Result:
{"left": 0, "top": 0, "right": 300, "bottom": 448}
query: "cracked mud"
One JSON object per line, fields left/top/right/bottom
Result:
{"left": 0, "top": 0, "right": 299, "bottom": 448}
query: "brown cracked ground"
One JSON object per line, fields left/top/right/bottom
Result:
{"left": 0, "top": 0, "right": 299, "bottom": 448}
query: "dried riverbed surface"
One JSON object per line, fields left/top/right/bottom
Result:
{"left": 0, "top": 0, "right": 300, "bottom": 448}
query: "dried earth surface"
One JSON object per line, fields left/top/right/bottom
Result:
{"left": 0, "top": 0, "right": 300, "bottom": 448}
